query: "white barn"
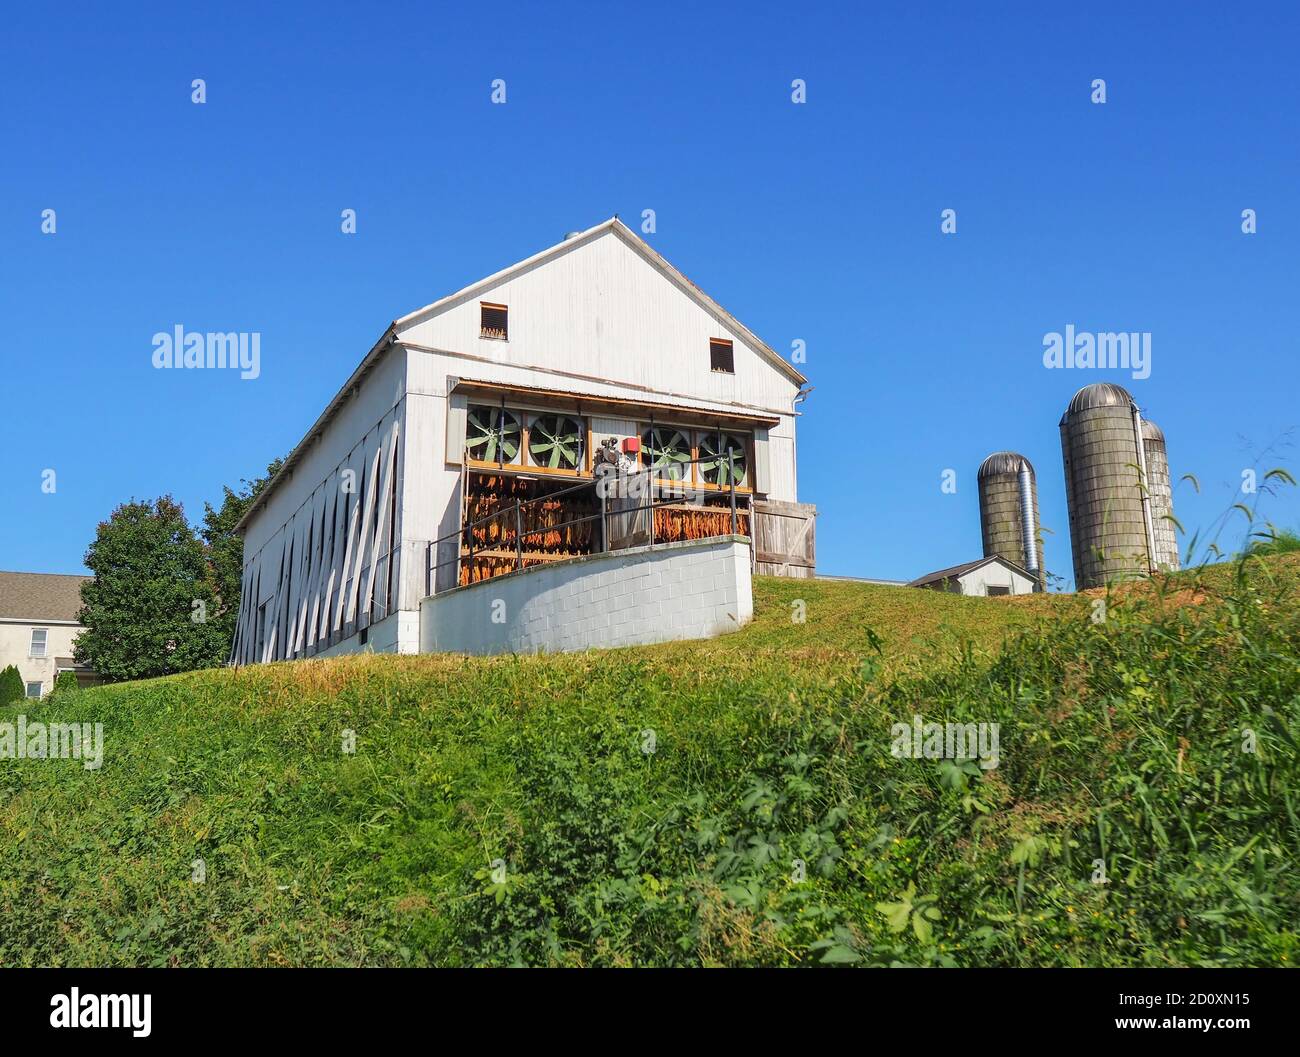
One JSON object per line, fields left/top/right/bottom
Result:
{"left": 232, "top": 218, "right": 814, "bottom": 663}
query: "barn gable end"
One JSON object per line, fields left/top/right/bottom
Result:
{"left": 394, "top": 219, "right": 803, "bottom": 417}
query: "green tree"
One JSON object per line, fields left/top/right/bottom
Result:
{"left": 0, "top": 665, "right": 23, "bottom": 705}
{"left": 201, "top": 458, "right": 282, "bottom": 656}
{"left": 75, "top": 496, "right": 228, "bottom": 681}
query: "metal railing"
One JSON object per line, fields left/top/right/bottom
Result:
{"left": 427, "top": 450, "right": 748, "bottom": 593}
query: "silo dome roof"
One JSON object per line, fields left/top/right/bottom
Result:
{"left": 1067, "top": 382, "right": 1135, "bottom": 414}
{"left": 978, "top": 451, "right": 1035, "bottom": 479}
{"left": 1140, "top": 418, "right": 1164, "bottom": 442}
{"left": 1060, "top": 382, "right": 1136, "bottom": 424}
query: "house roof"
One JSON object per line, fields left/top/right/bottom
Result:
{"left": 236, "top": 218, "right": 807, "bottom": 535}
{"left": 0, "top": 571, "right": 90, "bottom": 622}
{"left": 907, "top": 554, "right": 1035, "bottom": 589}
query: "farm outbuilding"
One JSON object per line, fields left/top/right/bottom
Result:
{"left": 908, "top": 555, "right": 1039, "bottom": 597}
{"left": 231, "top": 219, "right": 815, "bottom": 662}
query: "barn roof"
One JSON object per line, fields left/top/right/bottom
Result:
{"left": 0, "top": 571, "right": 90, "bottom": 622}
{"left": 236, "top": 218, "right": 806, "bottom": 534}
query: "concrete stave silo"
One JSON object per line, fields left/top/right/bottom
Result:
{"left": 1060, "top": 383, "right": 1175, "bottom": 589}
{"left": 1140, "top": 419, "right": 1179, "bottom": 571}
{"left": 977, "top": 452, "right": 1045, "bottom": 589}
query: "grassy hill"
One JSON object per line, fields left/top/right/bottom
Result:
{"left": 2, "top": 557, "right": 1297, "bottom": 967}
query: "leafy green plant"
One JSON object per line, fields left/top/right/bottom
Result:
{"left": 0, "top": 665, "right": 23, "bottom": 706}
{"left": 52, "top": 671, "right": 80, "bottom": 698}
{"left": 876, "top": 883, "right": 942, "bottom": 943}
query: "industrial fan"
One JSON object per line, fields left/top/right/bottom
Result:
{"left": 698, "top": 431, "right": 748, "bottom": 486}
{"left": 528, "top": 414, "right": 585, "bottom": 470}
{"left": 641, "top": 426, "right": 692, "bottom": 480}
{"left": 465, "top": 405, "right": 521, "bottom": 464}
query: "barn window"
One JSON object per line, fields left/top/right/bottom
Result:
{"left": 709, "top": 339, "right": 734, "bottom": 373}
{"left": 987, "top": 585, "right": 1011, "bottom": 597}
{"left": 481, "top": 302, "right": 508, "bottom": 340}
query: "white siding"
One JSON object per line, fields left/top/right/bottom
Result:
{"left": 957, "top": 563, "right": 1037, "bottom": 597}
{"left": 397, "top": 228, "right": 798, "bottom": 418}
{"left": 235, "top": 345, "right": 409, "bottom": 663}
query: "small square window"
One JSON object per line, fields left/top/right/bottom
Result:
{"left": 26, "top": 682, "right": 42, "bottom": 699}
{"left": 29, "top": 628, "right": 47, "bottom": 657}
{"left": 709, "top": 339, "right": 734, "bottom": 373}
{"left": 481, "top": 302, "right": 508, "bottom": 340}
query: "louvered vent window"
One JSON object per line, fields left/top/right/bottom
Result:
{"left": 481, "top": 302, "right": 508, "bottom": 340}
{"left": 710, "top": 338, "right": 734, "bottom": 373}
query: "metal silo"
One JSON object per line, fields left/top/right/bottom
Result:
{"left": 977, "top": 451, "right": 1045, "bottom": 589}
{"left": 1141, "top": 418, "right": 1179, "bottom": 571}
{"left": 1059, "top": 383, "right": 1161, "bottom": 589}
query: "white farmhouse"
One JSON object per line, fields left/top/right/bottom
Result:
{"left": 0, "top": 571, "right": 100, "bottom": 697}
{"left": 232, "top": 219, "right": 815, "bottom": 663}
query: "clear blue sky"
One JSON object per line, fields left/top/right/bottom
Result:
{"left": 2, "top": 1, "right": 1297, "bottom": 587}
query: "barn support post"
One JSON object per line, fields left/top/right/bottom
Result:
{"left": 466, "top": 514, "right": 474, "bottom": 584}
{"left": 599, "top": 488, "right": 607, "bottom": 553}
{"left": 729, "top": 450, "right": 737, "bottom": 535}
{"left": 746, "top": 495, "right": 756, "bottom": 572}
{"left": 514, "top": 501, "right": 523, "bottom": 572}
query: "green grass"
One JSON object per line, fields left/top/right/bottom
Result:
{"left": 1247, "top": 528, "right": 1300, "bottom": 558}
{"left": 1, "top": 562, "right": 1297, "bottom": 967}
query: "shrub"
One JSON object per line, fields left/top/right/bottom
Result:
{"left": 0, "top": 665, "right": 23, "bottom": 706}
{"left": 52, "top": 671, "right": 80, "bottom": 697}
